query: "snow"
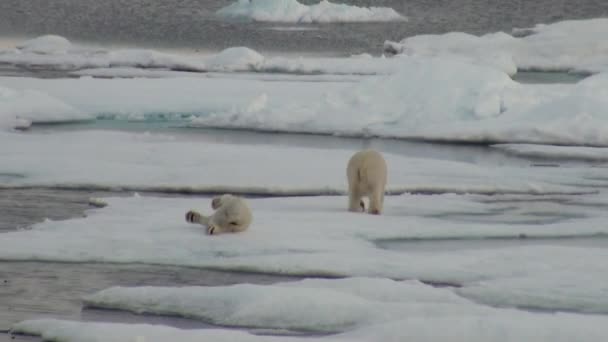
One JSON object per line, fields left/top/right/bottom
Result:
{"left": 2, "top": 58, "right": 608, "bottom": 144}
{"left": 12, "top": 313, "right": 608, "bottom": 342}
{"left": 2, "top": 193, "right": 608, "bottom": 285}
{"left": 0, "top": 35, "right": 405, "bottom": 76}
{"left": 193, "top": 57, "right": 517, "bottom": 135}
{"left": 0, "top": 85, "right": 92, "bottom": 130}
{"left": 16, "top": 35, "right": 72, "bottom": 54}
{"left": 6, "top": 190, "right": 608, "bottom": 336}
{"left": 216, "top": 0, "right": 406, "bottom": 23}
{"left": 205, "top": 47, "right": 265, "bottom": 71}
{"left": 385, "top": 18, "right": 608, "bottom": 74}
{"left": 0, "top": 130, "right": 598, "bottom": 195}
{"left": 83, "top": 278, "right": 472, "bottom": 332}
{"left": 2, "top": 53, "right": 608, "bottom": 145}
{"left": 458, "top": 272, "right": 608, "bottom": 314}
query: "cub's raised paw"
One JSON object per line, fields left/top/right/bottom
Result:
{"left": 185, "top": 210, "right": 200, "bottom": 223}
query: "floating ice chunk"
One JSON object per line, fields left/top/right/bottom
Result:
{"left": 217, "top": 0, "right": 406, "bottom": 23}
{"left": 88, "top": 197, "right": 108, "bottom": 208}
{"left": 16, "top": 34, "right": 72, "bottom": 54}
{"left": 0, "top": 85, "right": 91, "bottom": 130}
{"left": 205, "top": 47, "right": 265, "bottom": 71}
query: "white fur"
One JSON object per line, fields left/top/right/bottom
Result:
{"left": 346, "top": 149, "right": 387, "bottom": 215}
{"left": 186, "top": 194, "right": 252, "bottom": 235}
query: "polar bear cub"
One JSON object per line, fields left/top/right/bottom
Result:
{"left": 185, "top": 194, "right": 252, "bottom": 235}
{"left": 346, "top": 149, "right": 387, "bottom": 215}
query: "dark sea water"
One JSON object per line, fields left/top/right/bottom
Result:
{"left": 1, "top": 0, "right": 607, "bottom": 55}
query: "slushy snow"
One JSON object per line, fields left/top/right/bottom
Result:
{"left": 216, "top": 0, "right": 406, "bottom": 23}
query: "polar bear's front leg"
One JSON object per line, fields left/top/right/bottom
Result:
{"left": 185, "top": 210, "right": 211, "bottom": 225}
{"left": 186, "top": 210, "right": 220, "bottom": 235}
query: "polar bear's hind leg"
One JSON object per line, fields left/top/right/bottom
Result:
{"left": 369, "top": 187, "right": 384, "bottom": 215}
{"left": 185, "top": 210, "right": 210, "bottom": 225}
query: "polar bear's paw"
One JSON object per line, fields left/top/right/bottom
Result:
{"left": 207, "top": 223, "right": 218, "bottom": 235}
{"left": 185, "top": 210, "right": 201, "bottom": 223}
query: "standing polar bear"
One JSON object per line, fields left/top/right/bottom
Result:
{"left": 185, "top": 194, "right": 252, "bottom": 235}
{"left": 346, "top": 149, "right": 387, "bottom": 215}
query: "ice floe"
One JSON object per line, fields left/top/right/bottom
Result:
{"left": 384, "top": 18, "right": 608, "bottom": 74}
{"left": 0, "top": 35, "right": 404, "bottom": 76}
{"left": 0, "top": 130, "right": 599, "bottom": 194}
{"left": 0, "top": 85, "right": 91, "bottom": 130}
{"left": 13, "top": 314, "right": 608, "bottom": 342}
{"left": 2, "top": 195, "right": 608, "bottom": 283}
{"left": 83, "top": 278, "right": 473, "bottom": 333}
{"left": 216, "top": 0, "right": 406, "bottom": 23}
{"left": 2, "top": 55, "right": 608, "bottom": 146}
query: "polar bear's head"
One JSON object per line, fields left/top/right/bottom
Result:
{"left": 212, "top": 194, "right": 235, "bottom": 210}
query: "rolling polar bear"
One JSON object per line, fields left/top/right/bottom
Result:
{"left": 185, "top": 194, "right": 252, "bottom": 235}
{"left": 346, "top": 149, "right": 387, "bottom": 215}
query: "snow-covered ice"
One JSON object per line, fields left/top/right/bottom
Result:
{"left": 0, "top": 130, "right": 600, "bottom": 194}
{"left": 0, "top": 85, "right": 91, "bottom": 130}
{"left": 216, "top": 0, "right": 406, "bottom": 23}
{"left": 16, "top": 313, "right": 608, "bottom": 342}
{"left": 6, "top": 185, "right": 608, "bottom": 338}
{"left": 83, "top": 278, "right": 473, "bottom": 333}
{"left": 0, "top": 35, "right": 405, "bottom": 76}
{"left": 385, "top": 18, "right": 608, "bottom": 74}
{"left": 2, "top": 193, "right": 608, "bottom": 289}
{"left": 2, "top": 52, "right": 608, "bottom": 145}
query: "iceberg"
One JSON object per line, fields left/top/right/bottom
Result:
{"left": 216, "top": 0, "right": 406, "bottom": 23}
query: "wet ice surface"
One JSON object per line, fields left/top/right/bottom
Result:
{"left": 0, "top": 260, "right": 300, "bottom": 331}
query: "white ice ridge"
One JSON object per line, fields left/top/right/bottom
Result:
{"left": 384, "top": 18, "right": 608, "bottom": 74}
{"left": 0, "top": 130, "right": 599, "bottom": 195}
{"left": 0, "top": 35, "right": 405, "bottom": 76}
{"left": 216, "top": 0, "right": 406, "bottom": 23}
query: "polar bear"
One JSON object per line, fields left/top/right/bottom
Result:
{"left": 346, "top": 149, "right": 387, "bottom": 215}
{"left": 185, "top": 194, "right": 252, "bottom": 235}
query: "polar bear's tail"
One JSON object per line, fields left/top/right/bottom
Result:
{"left": 185, "top": 210, "right": 210, "bottom": 225}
